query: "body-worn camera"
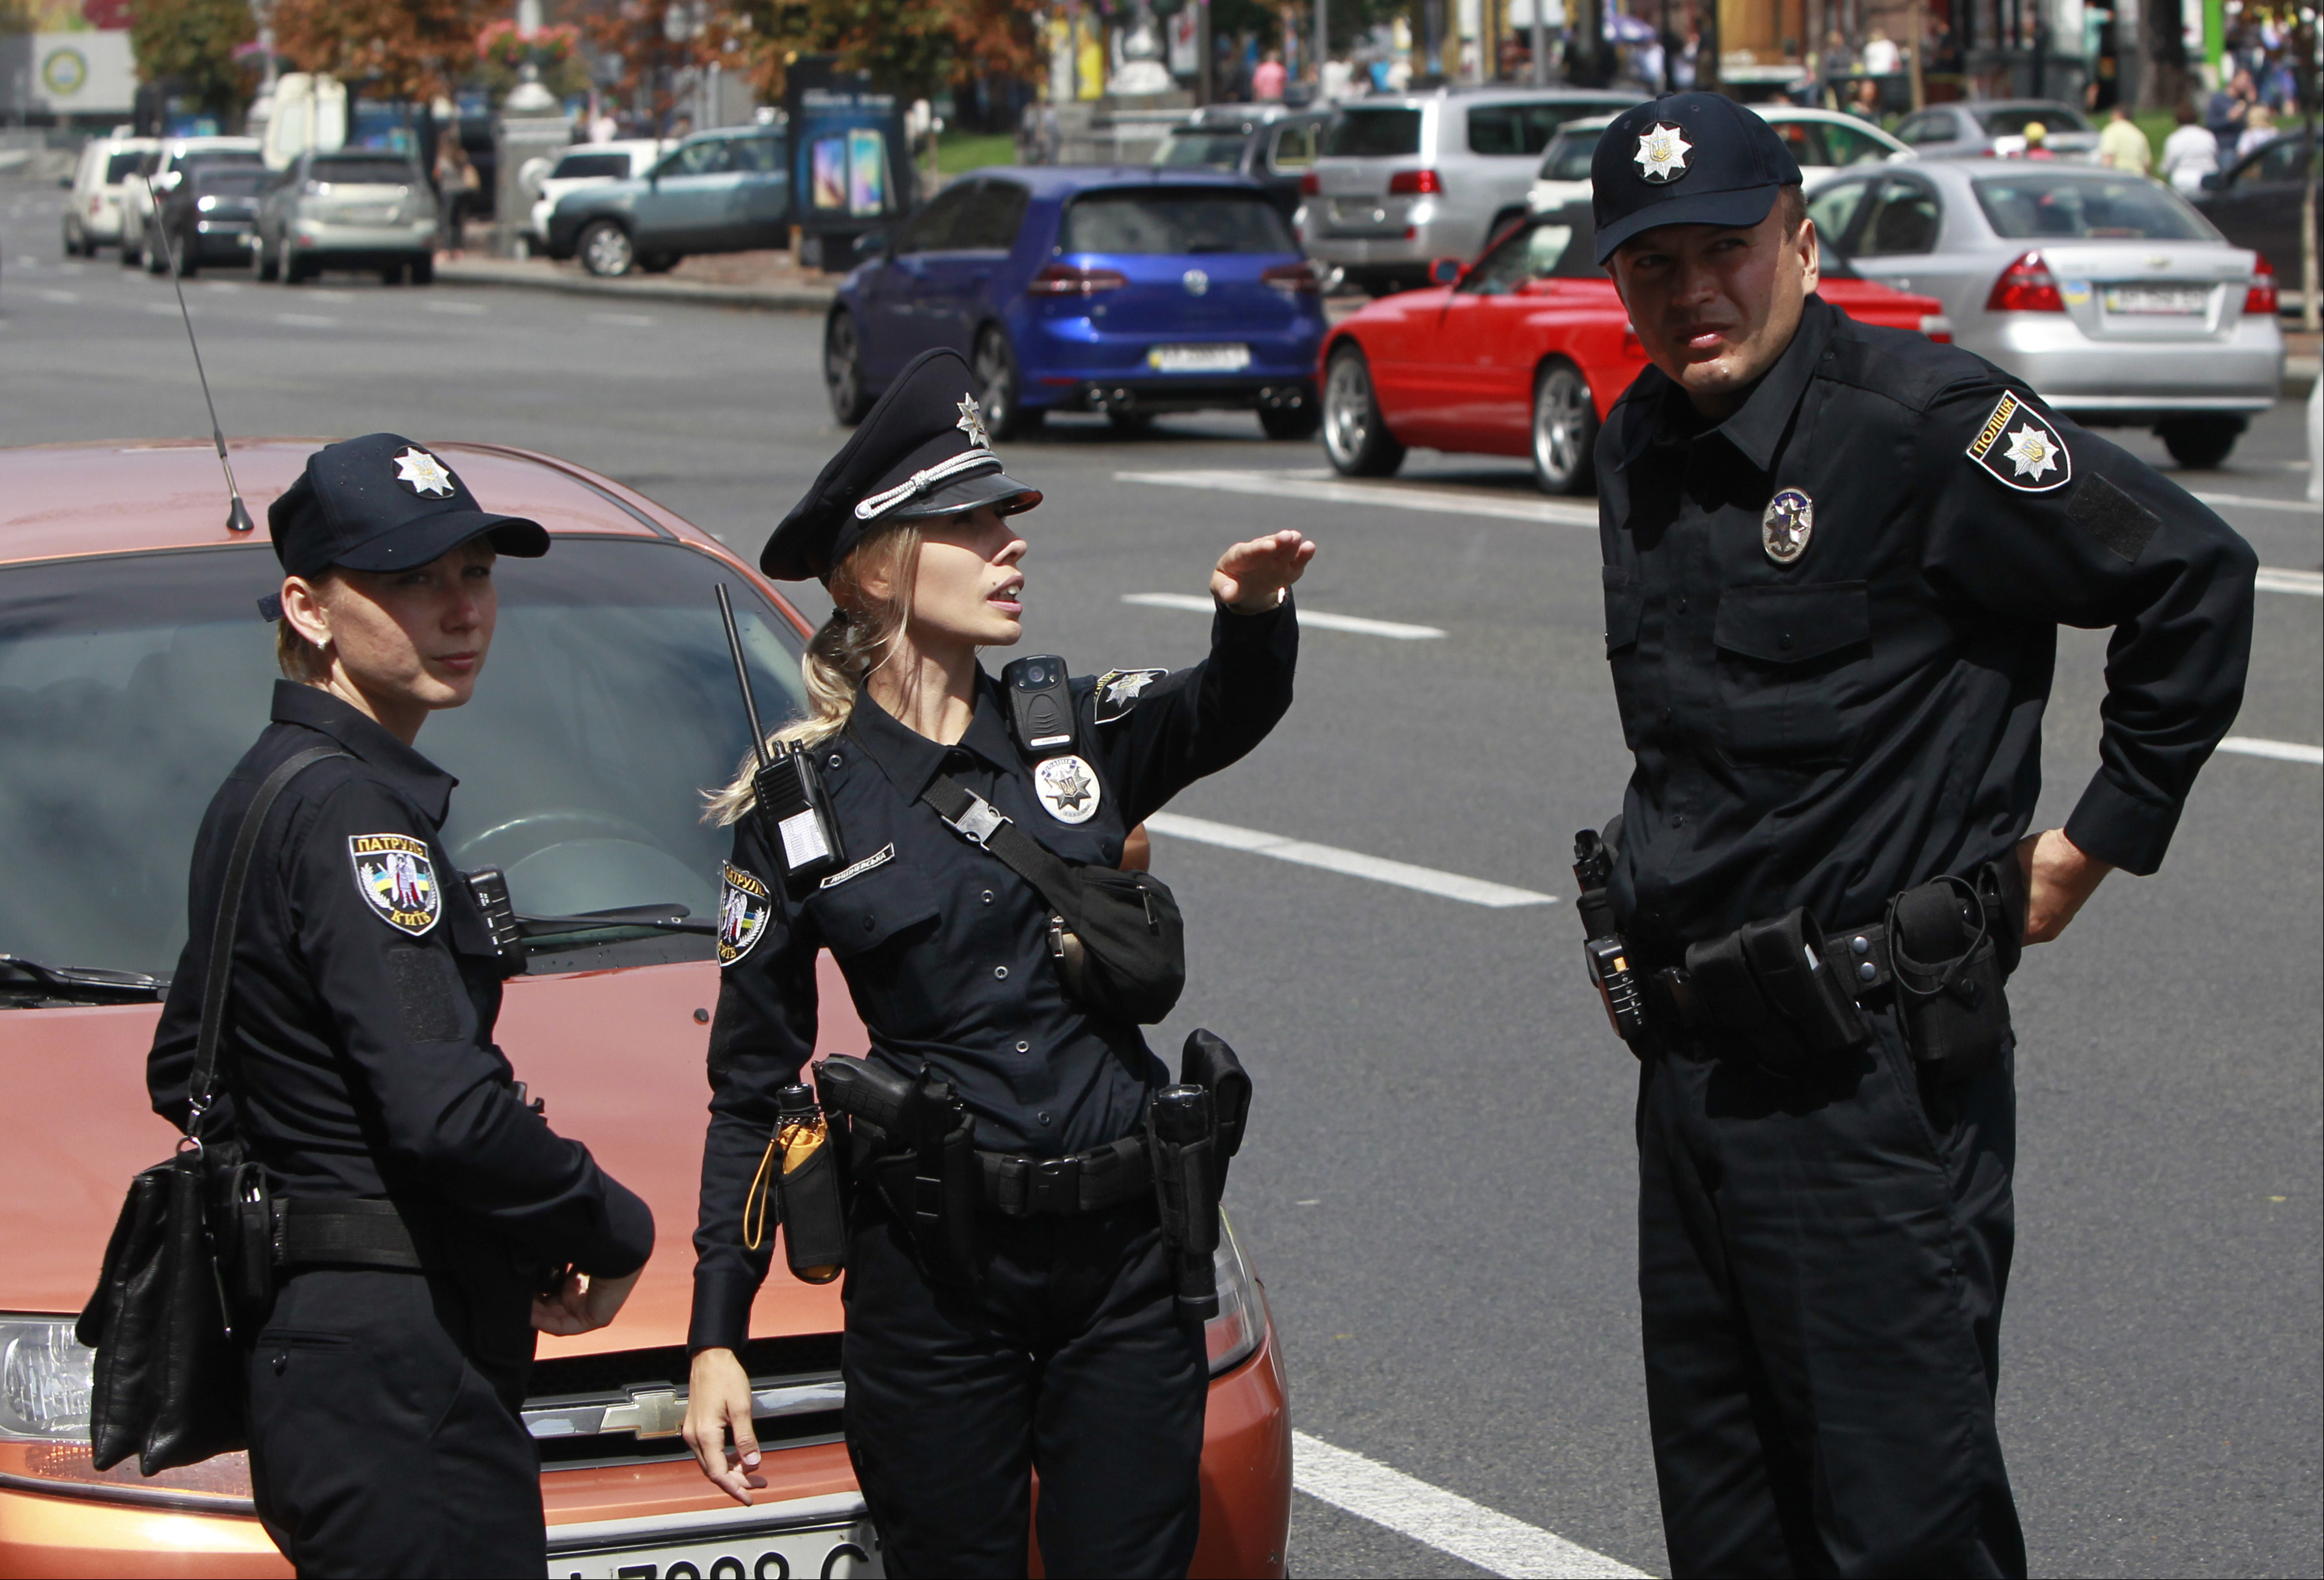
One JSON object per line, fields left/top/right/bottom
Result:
{"left": 1002, "top": 654, "right": 1076, "bottom": 757}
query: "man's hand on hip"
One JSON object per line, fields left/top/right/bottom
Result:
{"left": 2017, "top": 827, "right": 2113, "bottom": 944}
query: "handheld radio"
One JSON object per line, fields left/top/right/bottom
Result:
{"left": 1002, "top": 654, "right": 1076, "bottom": 757}
{"left": 715, "top": 584, "right": 844, "bottom": 892}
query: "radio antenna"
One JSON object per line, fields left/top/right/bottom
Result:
{"left": 143, "top": 175, "right": 253, "bottom": 535}
{"left": 715, "top": 583, "right": 774, "bottom": 771}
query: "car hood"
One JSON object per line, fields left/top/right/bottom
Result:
{"left": 0, "top": 955, "right": 868, "bottom": 1357}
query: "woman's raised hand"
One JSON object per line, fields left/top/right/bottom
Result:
{"left": 1211, "top": 529, "right": 1317, "bottom": 614}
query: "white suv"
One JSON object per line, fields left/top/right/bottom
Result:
{"left": 1300, "top": 87, "right": 1637, "bottom": 294}
{"left": 63, "top": 134, "right": 155, "bottom": 257}
{"left": 1528, "top": 106, "right": 1911, "bottom": 216}
{"left": 521, "top": 139, "right": 665, "bottom": 253}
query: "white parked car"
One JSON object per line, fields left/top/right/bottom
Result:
{"left": 63, "top": 134, "right": 155, "bottom": 257}
{"left": 524, "top": 141, "right": 665, "bottom": 251}
{"left": 1528, "top": 106, "right": 1910, "bottom": 216}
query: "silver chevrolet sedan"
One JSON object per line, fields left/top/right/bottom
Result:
{"left": 1806, "top": 159, "right": 2284, "bottom": 468}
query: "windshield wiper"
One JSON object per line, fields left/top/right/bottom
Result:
{"left": 0, "top": 955, "right": 170, "bottom": 1004}
{"left": 513, "top": 903, "right": 717, "bottom": 941}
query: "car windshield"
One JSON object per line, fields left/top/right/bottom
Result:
{"left": 1538, "top": 127, "right": 1603, "bottom": 180}
{"left": 197, "top": 168, "right": 270, "bottom": 196}
{"left": 1058, "top": 190, "right": 1296, "bottom": 255}
{"left": 1154, "top": 130, "right": 1250, "bottom": 169}
{"left": 553, "top": 152, "right": 633, "bottom": 180}
{"left": 0, "top": 538, "right": 806, "bottom": 982}
{"left": 1468, "top": 100, "right": 1617, "bottom": 156}
{"left": 1325, "top": 108, "right": 1423, "bottom": 157}
{"left": 182, "top": 150, "right": 262, "bottom": 173}
{"left": 1976, "top": 104, "right": 2092, "bottom": 136}
{"left": 1973, "top": 174, "right": 2215, "bottom": 240}
{"left": 310, "top": 158, "right": 416, "bottom": 186}
{"left": 104, "top": 152, "right": 143, "bottom": 184}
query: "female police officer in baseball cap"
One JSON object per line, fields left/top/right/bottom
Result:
{"left": 147, "top": 432, "right": 655, "bottom": 1575}
{"left": 681, "top": 349, "right": 1314, "bottom": 1576}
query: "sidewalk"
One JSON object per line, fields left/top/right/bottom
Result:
{"left": 433, "top": 250, "right": 836, "bottom": 311}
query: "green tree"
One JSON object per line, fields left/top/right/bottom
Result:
{"left": 128, "top": 0, "right": 257, "bottom": 114}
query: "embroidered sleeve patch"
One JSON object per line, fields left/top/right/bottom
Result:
{"left": 349, "top": 834, "right": 442, "bottom": 937}
{"left": 1966, "top": 391, "right": 2072, "bottom": 493}
{"left": 717, "top": 862, "right": 773, "bottom": 966}
{"left": 1094, "top": 668, "right": 1168, "bottom": 725}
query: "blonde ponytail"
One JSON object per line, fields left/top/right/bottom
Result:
{"left": 704, "top": 521, "right": 922, "bottom": 827}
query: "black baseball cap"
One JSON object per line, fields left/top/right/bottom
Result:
{"left": 763, "top": 348, "right": 1040, "bottom": 583}
{"left": 266, "top": 432, "right": 549, "bottom": 580}
{"left": 1591, "top": 92, "right": 1804, "bottom": 263}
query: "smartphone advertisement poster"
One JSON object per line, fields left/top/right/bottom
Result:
{"left": 784, "top": 54, "right": 913, "bottom": 259}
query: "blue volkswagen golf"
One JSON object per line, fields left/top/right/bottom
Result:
{"left": 827, "top": 166, "right": 1325, "bottom": 439}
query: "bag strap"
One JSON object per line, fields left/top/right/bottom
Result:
{"left": 918, "top": 774, "right": 1086, "bottom": 931}
{"left": 186, "top": 744, "right": 347, "bottom": 1144}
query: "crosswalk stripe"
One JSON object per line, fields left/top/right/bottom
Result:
{"left": 1144, "top": 812, "right": 1555, "bottom": 908}
{"left": 1121, "top": 591, "right": 1445, "bottom": 640}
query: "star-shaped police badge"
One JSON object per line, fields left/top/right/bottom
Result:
{"left": 1761, "top": 488, "right": 1814, "bottom": 565}
{"left": 956, "top": 396, "right": 991, "bottom": 449}
{"left": 1964, "top": 390, "right": 2072, "bottom": 493}
{"left": 392, "top": 447, "right": 457, "bottom": 498}
{"left": 1634, "top": 122, "right": 1693, "bottom": 184}
{"left": 1033, "top": 754, "right": 1101, "bottom": 825}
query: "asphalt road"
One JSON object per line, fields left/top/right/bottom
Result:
{"left": 5, "top": 175, "right": 2319, "bottom": 1579}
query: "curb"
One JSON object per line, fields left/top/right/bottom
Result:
{"left": 433, "top": 259, "right": 835, "bottom": 313}
{"left": 2284, "top": 357, "right": 2319, "bottom": 399}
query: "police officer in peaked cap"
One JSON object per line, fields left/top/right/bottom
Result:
{"left": 680, "top": 348, "right": 1314, "bottom": 1577}
{"left": 147, "top": 433, "right": 655, "bottom": 1575}
{"left": 1572, "top": 94, "right": 2256, "bottom": 1575}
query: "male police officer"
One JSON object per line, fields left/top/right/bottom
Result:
{"left": 1580, "top": 94, "right": 2256, "bottom": 1575}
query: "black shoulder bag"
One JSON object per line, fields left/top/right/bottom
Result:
{"left": 920, "top": 775, "right": 1185, "bottom": 1025}
{"left": 78, "top": 745, "right": 344, "bottom": 1475}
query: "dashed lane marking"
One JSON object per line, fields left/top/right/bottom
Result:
{"left": 425, "top": 299, "right": 487, "bottom": 315}
{"left": 2256, "top": 567, "right": 2321, "bottom": 596}
{"left": 272, "top": 313, "right": 339, "bottom": 328}
{"left": 34, "top": 289, "right": 77, "bottom": 303}
{"left": 590, "top": 311, "right": 657, "bottom": 327}
{"left": 1116, "top": 468, "right": 1600, "bottom": 527}
{"left": 1293, "top": 1431, "right": 1647, "bottom": 1579}
{"left": 1144, "top": 812, "right": 1554, "bottom": 908}
{"left": 1121, "top": 591, "right": 1445, "bottom": 640}
{"left": 2219, "top": 736, "right": 2324, "bottom": 765}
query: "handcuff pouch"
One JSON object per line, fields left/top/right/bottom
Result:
{"left": 1889, "top": 875, "right": 2013, "bottom": 1082}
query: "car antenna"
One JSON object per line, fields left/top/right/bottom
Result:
{"left": 143, "top": 174, "right": 254, "bottom": 535}
{"left": 715, "top": 582, "right": 774, "bottom": 774}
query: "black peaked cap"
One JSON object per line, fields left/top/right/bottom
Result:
{"left": 1591, "top": 92, "right": 1804, "bottom": 262}
{"left": 268, "top": 432, "right": 548, "bottom": 580}
{"left": 763, "top": 347, "right": 1041, "bottom": 583}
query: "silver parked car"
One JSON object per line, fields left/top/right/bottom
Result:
{"left": 1890, "top": 100, "right": 2101, "bottom": 161}
{"left": 1807, "top": 159, "right": 2283, "bottom": 466}
{"left": 1301, "top": 87, "right": 1639, "bottom": 294}
{"left": 255, "top": 149, "right": 440, "bottom": 285}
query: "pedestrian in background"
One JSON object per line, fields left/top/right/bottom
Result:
{"left": 1861, "top": 24, "right": 1899, "bottom": 74}
{"left": 2237, "top": 103, "right": 2277, "bottom": 161}
{"left": 434, "top": 137, "right": 477, "bottom": 257}
{"left": 150, "top": 434, "right": 655, "bottom": 1575}
{"left": 1253, "top": 48, "right": 1287, "bottom": 100}
{"left": 1581, "top": 92, "right": 2255, "bottom": 1577}
{"left": 2097, "top": 102, "right": 2152, "bottom": 173}
{"left": 2162, "top": 102, "right": 2219, "bottom": 193}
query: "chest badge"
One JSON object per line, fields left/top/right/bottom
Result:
{"left": 1966, "top": 391, "right": 2072, "bottom": 493}
{"left": 1032, "top": 754, "right": 1103, "bottom": 825}
{"left": 1761, "top": 488, "right": 1815, "bottom": 565}
{"left": 717, "top": 862, "right": 772, "bottom": 966}
{"left": 349, "top": 834, "right": 442, "bottom": 937}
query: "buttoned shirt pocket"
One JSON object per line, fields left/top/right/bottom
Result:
{"left": 804, "top": 862, "right": 942, "bottom": 1030}
{"left": 1711, "top": 582, "right": 1870, "bottom": 764}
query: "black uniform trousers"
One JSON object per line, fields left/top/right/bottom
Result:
{"left": 244, "top": 1268, "right": 544, "bottom": 1578}
{"left": 1637, "top": 1007, "right": 2025, "bottom": 1579}
{"left": 840, "top": 1195, "right": 1210, "bottom": 1579}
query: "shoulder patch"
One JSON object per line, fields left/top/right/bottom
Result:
{"left": 717, "top": 862, "right": 773, "bottom": 966}
{"left": 1966, "top": 391, "right": 2071, "bottom": 493}
{"left": 349, "top": 834, "right": 442, "bottom": 937}
{"left": 1094, "top": 668, "right": 1167, "bottom": 725}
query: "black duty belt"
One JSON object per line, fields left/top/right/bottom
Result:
{"left": 271, "top": 1197, "right": 424, "bottom": 1271}
{"left": 979, "top": 1135, "right": 1152, "bottom": 1219}
{"left": 1643, "top": 922, "right": 1896, "bottom": 1032}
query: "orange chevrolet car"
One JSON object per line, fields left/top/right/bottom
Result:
{"left": 0, "top": 439, "right": 1290, "bottom": 1579}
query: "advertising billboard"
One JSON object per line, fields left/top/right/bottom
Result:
{"left": 784, "top": 53, "right": 915, "bottom": 262}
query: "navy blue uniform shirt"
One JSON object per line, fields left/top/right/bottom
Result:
{"left": 149, "top": 681, "right": 654, "bottom": 1279}
{"left": 1595, "top": 296, "right": 2258, "bottom": 961}
{"left": 691, "top": 598, "right": 1296, "bottom": 1353}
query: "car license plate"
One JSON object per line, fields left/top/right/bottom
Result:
{"left": 340, "top": 205, "right": 396, "bottom": 224}
{"left": 552, "top": 1519, "right": 879, "bottom": 1579}
{"left": 2103, "top": 285, "right": 2207, "bottom": 316}
{"left": 1148, "top": 343, "right": 1251, "bottom": 373}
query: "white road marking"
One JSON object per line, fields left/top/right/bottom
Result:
{"left": 1121, "top": 591, "right": 1445, "bottom": 640}
{"left": 35, "top": 289, "right": 78, "bottom": 303}
{"left": 426, "top": 299, "right": 486, "bottom": 315}
{"left": 2256, "top": 567, "right": 2321, "bottom": 596}
{"left": 2218, "top": 736, "right": 2324, "bottom": 765}
{"left": 273, "top": 313, "right": 338, "bottom": 328}
{"left": 304, "top": 289, "right": 354, "bottom": 302}
{"left": 1293, "top": 1431, "right": 1647, "bottom": 1579}
{"left": 2190, "top": 490, "right": 2318, "bottom": 515}
{"left": 591, "top": 311, "right": 656, "bottom": 327}
{"left": 1117, "top": 468, "right": 1600, "bottom": 527}
{"left": 145, "top": 302, "right": 181, "bottom": 316}
{"left": 1144, "top": 812, "right": 1554, "bottom": 908}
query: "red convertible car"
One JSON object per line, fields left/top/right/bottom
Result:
{"left": 1318, "top": 203, "right": 1951, "bottom": 494}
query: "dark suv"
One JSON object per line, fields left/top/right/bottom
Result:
{"left": 544, "top": 127, "right": 791, "bottom": 277}
{"left": 147, "top": 163, "right": 272, "bottom": 274}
